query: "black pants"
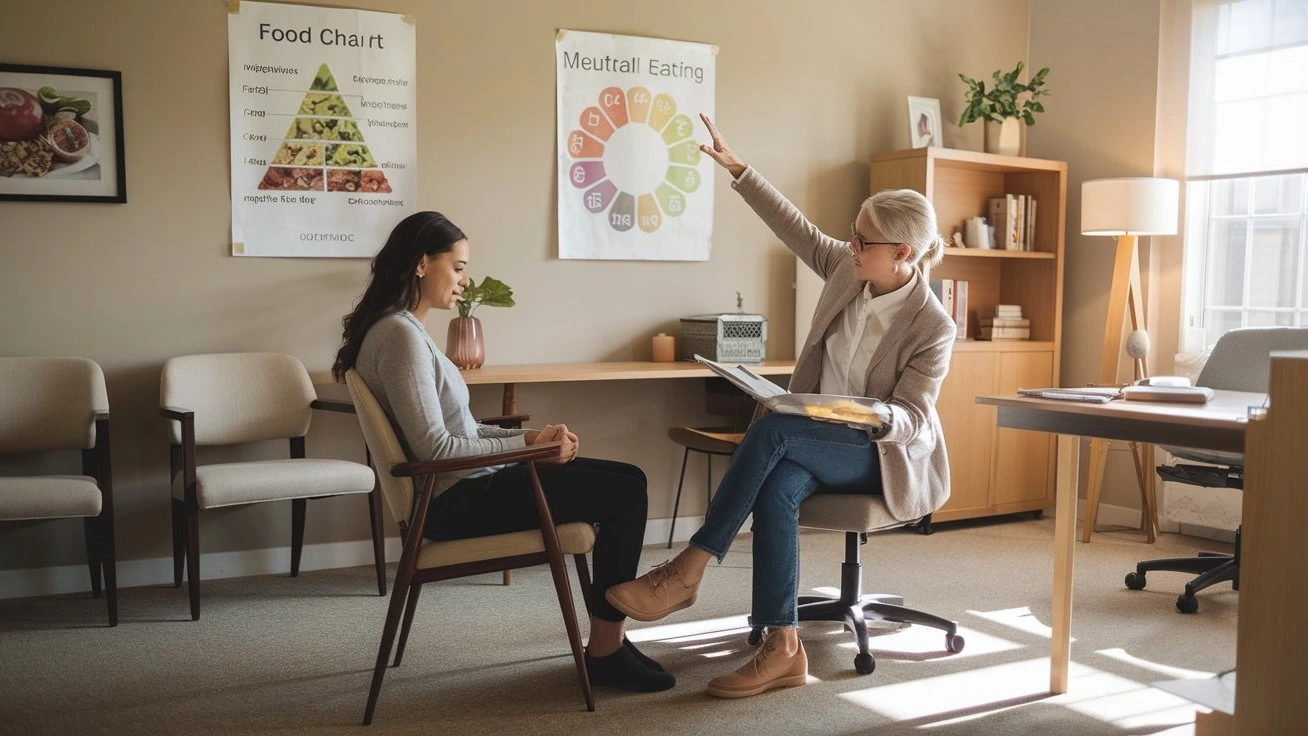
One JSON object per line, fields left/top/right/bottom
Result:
{"left": 423, "top": 458, "right": 648, "bottom": 622}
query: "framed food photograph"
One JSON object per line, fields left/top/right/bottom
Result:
{"left": 0, "top": 64, "right": 125, "bottom": 203}
{"left": 907, "top": 95, "right": 942, "bottom": 149}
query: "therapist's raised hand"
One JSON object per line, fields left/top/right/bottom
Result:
{"left": 699, "top": 114, "right": 747, "bottom": 179}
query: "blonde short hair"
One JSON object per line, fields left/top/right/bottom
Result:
{"left": 859, "top": 188, "right": 946, "bottom": 270}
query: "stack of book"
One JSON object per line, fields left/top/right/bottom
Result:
{"left": 928, "top": 278, "right": 969, "bottom": 341}
{"left": 988, "top": 194, "right": 1038, "bottom": 251}
{"left": 979, "top": 304, "right": 1029, "bottom": 341}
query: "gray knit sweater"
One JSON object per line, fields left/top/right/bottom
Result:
{"left": 355, "top": 311, "right": 527, "bottom": 498}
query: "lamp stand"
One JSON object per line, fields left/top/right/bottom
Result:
{"left": 1081, "top": 234, "right": 1159, "bottom": 543}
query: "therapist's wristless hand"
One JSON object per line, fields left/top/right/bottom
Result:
{"left": 699, "top": 113, "right": 747, "bottom": 179}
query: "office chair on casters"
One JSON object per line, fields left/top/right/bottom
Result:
{"left": 1123, "top": 327, "right": 1308, "bottom": 613}
{"left": 747, "top": 494, "right": 964, "bottom": 675}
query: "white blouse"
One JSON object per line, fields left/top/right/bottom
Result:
{"left": 820, "top": 271, "right": 918, "bottom": 397}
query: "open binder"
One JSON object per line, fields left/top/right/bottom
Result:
{"left": 693, "top": 355, "right": 891, "bottom": 436}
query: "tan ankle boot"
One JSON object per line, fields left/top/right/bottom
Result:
{"left": 706, "top": 632, "right": 808, "bottom": 698}
{"left": 604, "top": 557, "right": 700, "bottom": 622}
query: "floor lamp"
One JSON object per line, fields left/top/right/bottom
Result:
{"left": 1079, "top": 177, "right": 1180, "bottom": 543}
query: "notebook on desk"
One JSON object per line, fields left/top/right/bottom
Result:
{"left": 1017, "top": 387, "right": 1122, "bottom": 404}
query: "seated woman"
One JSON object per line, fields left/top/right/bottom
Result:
{"left": 332, "top": 212, "right": 672, "bottom": 692}
{"left": 606, "top": 115, "right": 954, "bottom": 698}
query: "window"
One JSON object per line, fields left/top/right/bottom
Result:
{"left": 1182, "top": 0, "right": 1308, "bottom": 352}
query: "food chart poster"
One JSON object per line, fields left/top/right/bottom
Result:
{"left": 557, "top": 30, "right": 716, "bottom": 261}
{"left": 229, "top": 1, "right": 416, "bottom": 258}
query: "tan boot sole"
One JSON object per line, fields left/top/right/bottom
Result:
{"left": 605, "top": 591, "right": 697, "bottom": 622}
{"left": 706, "top": 673, "right": 807, "bottom": 699}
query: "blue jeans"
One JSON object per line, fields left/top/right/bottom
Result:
{"left": 689, "top": 413, "right": 883, "bottom": 627}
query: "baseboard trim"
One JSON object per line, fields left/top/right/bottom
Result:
{"left": 0, "top": 537, "right": 404, "bottom": 601}
{"left": 2, "top": 515, "right": 732, "bottom": 601}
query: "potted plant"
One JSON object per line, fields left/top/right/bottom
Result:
{"left": 446, "top": 276, "right": 514, "bottom": 369}
{"left": 958, "top": 62, "right": 1050, "bottom": 156}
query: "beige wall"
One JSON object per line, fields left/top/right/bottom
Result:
{"left": 1, "top": 0, "right": 1028, "bottom": 573}
{"left": 1029, "top": 0, "right": 1184, "bottom": 511}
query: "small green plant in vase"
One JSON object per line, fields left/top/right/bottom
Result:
{"left": 447, "top": 276, "right": 515, "bottom": 369}
{"left": 958, "top": 61, "right": 1050, "bottom": 156}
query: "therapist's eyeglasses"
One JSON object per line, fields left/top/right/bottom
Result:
{"left": 849, "top": 224, "right": 899, "bottom": 252}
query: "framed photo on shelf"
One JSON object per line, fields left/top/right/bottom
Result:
{"left": 907, "top": 95, "right": 942, "bottom": 149}
{"left": 0, "top": 63, "right": 126, "bottom": 203}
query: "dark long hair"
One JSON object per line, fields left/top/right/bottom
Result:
{"left": 332, "top": 212, "right": 467, "bottom": 381}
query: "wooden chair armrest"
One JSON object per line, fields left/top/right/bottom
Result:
{"left": 161, "top": 406, "right": 194, "bottom": 421}
{"left": 311, "top": 399, "right": 356, "bottom": 414}
{"left": 478, "top": 414, "right": 530, "bottom": 428}
{"left": 391, "top": 441, "right": 562, "bottom": 476}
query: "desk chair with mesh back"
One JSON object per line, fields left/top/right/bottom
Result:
{"left": 1124, "top": 327, "right": 1308, "bottom": 613}
{"left": 747, "top": 493, "right": 964, "bottom": 674}
{"left": 666, "top": 379, "right": 755, "bottom": 547}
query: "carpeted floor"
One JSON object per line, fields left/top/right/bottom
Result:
{"left": 0, "top": 516, "right": 1237, "bottom": 735}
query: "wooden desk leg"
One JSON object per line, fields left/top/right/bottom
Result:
{"left": 501, "top": 381, "right": 516, "bottom": 587}
{"left": 502, "top": 383, "right": 517, "bottom": 416}
{"left": 1052, "top": 433, "right": 1080, "bottom": 694}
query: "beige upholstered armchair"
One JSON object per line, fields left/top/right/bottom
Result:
{"left": 344, "top": 369, "right": 596, "bottom": 724}
{"left": 161, "top": 352, "right": 384, "bottom": 621}
{"left": 0, "top": 357, "right": 118, "bottom": 626}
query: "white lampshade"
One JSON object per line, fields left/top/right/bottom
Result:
{"left": 1081, "top": 177, "right": 1179, "bottom": 236}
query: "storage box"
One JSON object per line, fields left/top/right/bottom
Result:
{"left": 678, "top": 313, "right": 767, "bottom": 363}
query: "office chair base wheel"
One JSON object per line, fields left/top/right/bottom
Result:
{"left": 1176, "top": 593, "right": 1199, "bottom": 614}
{"left": 1124, "top": 572, "right": 1147, "bottom": 590}
{"left": 854, "top": 652, "right": 876, "bottom": 675}
{"left": 946, "top": 634, "right": 965, "bottom": 653}
{"left": 747, "top": 627, "right": 764, "bottom": 646}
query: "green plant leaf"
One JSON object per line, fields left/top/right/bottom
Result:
{"left": 474, "top": 276, "right": 515, "bottom": 308}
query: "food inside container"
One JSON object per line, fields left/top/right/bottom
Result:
{"left": 767, "top": 394, "right": 891, "bottom": 434}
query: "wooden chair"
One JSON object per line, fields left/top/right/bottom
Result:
{"left": 0, "top": 357, "right": 118, "bottom": 626}
{"left": 161, "top": 352, "right": 385, "bottom": 621}
{"left": 344, "top": 370, "right": 597, "bottom": 724}
{"left": 666, "top": 379, "right": 755, "bottom": 547}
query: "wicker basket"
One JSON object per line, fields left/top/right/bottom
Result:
{"left": 678, "top": 313, "right": 767, "bottom": 363}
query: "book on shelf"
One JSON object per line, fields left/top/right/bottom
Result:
{"left": 1025, "top": 196, "right": 1037, "bottom": 251}
{"left": 979, "top": 326, "right": 1031, "bottom": 340}
{"left": 979, "top": 317, "right": 1031, "bottom": 328}
{"left": 1015, "top": 194, "right": 1026, "bottom": 250}
{"left": 693, "top": 355, "right": 891, "bottom": 433}
{"left": 928, "top": 278, "right": 968, "bottom": 341}
{"left": 995, "top": 304, "right": 1023, "bottom": 318}
{"left": 988, "top": 194, "right": 1038, "bottom": 251}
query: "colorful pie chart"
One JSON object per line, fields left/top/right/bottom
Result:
{"left": 565, "top": 86, "right": 702, "bottom": 233}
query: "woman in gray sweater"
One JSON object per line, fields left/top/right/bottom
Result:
{"left": 332, "top": 212, "right": 671, "bottom": 692}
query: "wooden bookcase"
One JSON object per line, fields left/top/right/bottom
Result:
{"left": 870, "top": 147, "right": 1067, "bottom": 523}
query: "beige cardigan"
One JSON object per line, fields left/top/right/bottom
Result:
{"left": 732, "top": 167, "right": 955, "bottom": 522}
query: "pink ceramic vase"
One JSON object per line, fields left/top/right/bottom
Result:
{"left": 446, "top": 316, "right": 485, "bottom": 369}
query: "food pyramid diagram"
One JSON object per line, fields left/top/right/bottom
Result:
{"left": 257, "top": 64, "right": 392, "bottom": 194}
